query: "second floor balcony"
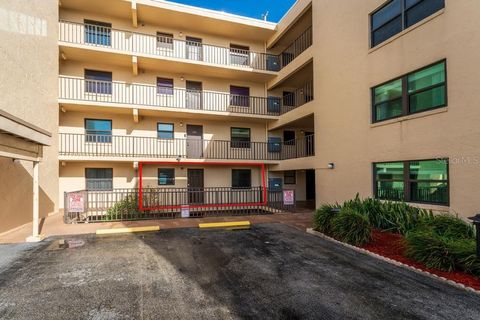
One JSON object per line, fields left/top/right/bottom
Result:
{"left": 59, "top": 133, "right": 315, "bottom": 161}
{"left": 59, "top": 76, "right": 314, "bottom": 117}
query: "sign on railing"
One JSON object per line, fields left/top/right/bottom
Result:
{"left": 66, "top": 191, "right": 87, "bottom": 213}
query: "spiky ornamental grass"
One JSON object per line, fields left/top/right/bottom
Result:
{"left": 331, "top": 207, "right": 372, "bottom": 246}
{"left": 313, "top": 204, "right": 340, "bottom": 235}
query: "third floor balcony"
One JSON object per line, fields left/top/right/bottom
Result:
{"left": 59, "top": 76, "right": 314, "bottom": 118}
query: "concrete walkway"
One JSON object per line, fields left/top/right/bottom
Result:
{"left": 0, "top": 211, "right": 314, "bottom": 243}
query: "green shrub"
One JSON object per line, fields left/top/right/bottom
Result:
{"left": 106, "top": 194, "right": 140, "bottom": 220}
{"left": 313, "top": 204, "right": 340, "bottom": 235}
{"left": 448, "top": 239, "right": 480, "bottom": 276}
{"left": 331, "top": 207, "right": 372, "bottom": 246}
{"left": 405, "top": 229, "right": 455, "bottom": 271}
{"left": 419, "top": 214, "right": 474, "bottom": 239}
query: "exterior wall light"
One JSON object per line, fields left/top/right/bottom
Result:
{"left": 328, "top": 163, "right": 335, "bottom": 169}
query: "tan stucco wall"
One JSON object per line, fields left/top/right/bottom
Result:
{"left": 0, "top": 0, "right": 59, "bottom": 233}
{"left": 312, "top": 0, "right": 480, "bottom": 218}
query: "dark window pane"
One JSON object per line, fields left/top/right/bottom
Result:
{"left": 230, "top": 86, "right": 250, "bottom": 107}
{"left": 410, "top": 181, "right": 448, "bottom": 204}
{"left": 405, "top": 0, "right": 422, "bottom": 9}
{"left": 409, "top": 85, "right": 445, "bottom": 113}
{"left": 372, "top": 15, "right": 402, "bottom": 46}
{"left": 376, "top": 181, "right": 405, "bottom": 200}
{"left": 409, "top": 159, "right": 448, "bottom": 180}
{"left": 284, "top": 171, "right": 296, "bottom": 184}
{"left": 84, "top": 20, "right": 111, "bottom": 46}
{"left": 406, "top": 0, "right": 445, "bottom": 28}
{"left": 85, "top": 70, "right": 112, "bottom": 94}
{"left": 85, "top": 168, "right": 113, "bottom": 190}
{"left": 158, "top": 168, "right": 175, "bottom": 185}
{"left": 372, "top": 0, "right": 402, "bottom": 30}
{"left": 283, "top": 91, "right": 295, "bottom": 107}
{"left": 231, "top": 127, "right": 250, "bottom": 148}
{"left": 375, "top": 162, "right": 404, "bottom": 180}
{"left": 157, "top": 78, "right": 174, "bottom": 95}
{"left": 85, "top": 119, "right": 112, "bottom": 143}
{"left": 283, "top": 130, "right": 296, "bottom": 145}
{"left": 232, "top": 169, "right": 251, "bottom": 188}
{"left": 157, "top": 123, "right": 174, "bottom": 139}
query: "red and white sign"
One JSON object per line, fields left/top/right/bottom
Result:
{"left": 283, "top": 190, "right": 295, "bottom": 205}
{"left": 68, "top": 192, "right": 85, "bottom": 213}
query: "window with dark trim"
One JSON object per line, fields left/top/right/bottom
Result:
{"left": 157, "top": 123, "right": 174, "bottom": 139}
{"left": 158, "top": 168, "right": 175, "bottom": 185}
{"left": 230, "top": 86, "right": 250, "bottom": 107}
{"left": 372, "top": 60, "right": 446, "bottom": 122}
{"left": 374, "top": 159, "right": 449, "bottom": 205}
{"left": 85, "top": 69, "right": 112, "bottom": 94}
{"left": 231, "top": 127, "right": 251, "bottom": 148}
{"left": 156, "top": 32, "right": 174, "bottom": 50}
{"left": 157, "top": 77, "right": 174, "bottom": 95}
{"left": 85, "top": 168, "right": 113, "bottom": 190}
{"left": 232, "top": 169, "right": 251, "bottom": 189}
{"left": 85, "top": 118, "right": 112, "bottom": 143}
{"left": 283, "top": 130, "right": 296, "bottom": 145}
{"left": 230, "top": 44, "right": 250, "bottom": 66}
{"left": 284, "top": 171, "right": 296, "bottom": 185}
{"left": 283, "top": 91, "right": 295, "bottom": 107}
{"left": 84, "top": 19, "right": 111, "bottom": 46}
{"left": 370, "top": 0, "right": 445, "bottom": 47}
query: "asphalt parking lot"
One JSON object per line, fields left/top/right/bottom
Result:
{"left": 0, "top": 223, "right": 479, "bottom": 320}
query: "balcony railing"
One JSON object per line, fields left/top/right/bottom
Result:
{"left": 279, "top": 26, "right": 312, "bottom": 68}
{"left": 59, "top": 76, "right": 314, "bottom": 116}
{"left": 59, "top": 133, "right": 315, "bottom": 160}
{"left": 59, "top": 20, "right": 281, "bottom": 72}
{"left": 64, "top": 187, "right": 295, "bottom": 222}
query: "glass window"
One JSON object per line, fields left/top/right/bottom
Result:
{"left": 230, "top": 86, "right": 250, "bottom": 107}
{"left": 85, "top": 69, "right": 112, "bottom": 94}
{"left": 85, "top": 119, "right": 112, "bottom": 143}
{"left": 284, "top": 171, "right": 296, "bottom": 185}
{"left": 158, "top": 168, "right": 175, "bottom": 185}
{"left": 157, "top": 78, "right": 174, "bottom": 95}
{"left": 374, "top": 162, "right": 405, "bottom": 201}
{"left": 232, "top": 169, "right": 251, "bottom": 188}
{"left": 84, "top": 19, "right": 111, "bottom": 46}
{"left": 156, "top": 32, "right": 174, "bottom": 50}
{"left": 283, "top": 91, "right": 295, "bottom": 107}
{"left": 370, "top": 0, "right": 444, "bottom": 48}
{"left": 231, "top": 127, "right": 251, "bottom": 148}
{"left": 373, "top": 79, "right": 403, "bottom": 121}
{"left": 372, "top": 61, "right": 446, "bottom": 122}
{"left": 85, "top": 168, "right": 113, "bottom": 190}
{"left": 374, "top": 159, "right": 449, "bottom": 205}
{"left": 408, "top": 62, "right": 446, "bottom": 113}
{"left": 157, "top": 123, "right": 174, "bottom": 139}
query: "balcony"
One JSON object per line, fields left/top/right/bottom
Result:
{"left": 59, "top": 133, "right": 315, "bottom": 161}
{"left": 59, "top": 20, "right": 281, "bottom": 72}
{"left": 278, "top": 26, "right": 312, "bottom": 69}
{"left": 59, "top": 76, "right": 313, "bottom": 117}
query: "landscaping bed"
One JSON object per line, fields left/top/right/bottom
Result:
{"left": 313, "top": 195, "right": 480, "bottom": 291}
{"left": 361, "top": 229, "right": 480, "bottom": 290}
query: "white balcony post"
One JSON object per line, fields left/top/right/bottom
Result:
{"left": 26, "top": 161, "right": 44, "bottom": 242}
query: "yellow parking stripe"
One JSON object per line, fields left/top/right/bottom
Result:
{"left": 198, "top": 221, "right": 251, "bottom": 229}
{"left": 96, "top": 226, "right": 160, "bottom": 235}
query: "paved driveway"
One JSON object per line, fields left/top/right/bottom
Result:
{"left": 0, "top": 223, "right": 479, "bottom": 319}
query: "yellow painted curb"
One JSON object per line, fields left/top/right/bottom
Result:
{"left": 96, "top": 226, "right": 160, "bottom": 235}
{"left": 198, "top": 221, "right": 251, "bottom": 229}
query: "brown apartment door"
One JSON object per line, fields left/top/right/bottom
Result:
{"left": 186, "top": 80, "right": 203, "bottom": 110}
{"left": 186, "top": 125, "right": 203, "bottom": 159}
{"left": 187, "top": 169, "right": 204, "bottom": 204}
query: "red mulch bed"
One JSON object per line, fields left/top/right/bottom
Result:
{"left": 360, "top": 229, "right": 480, "bottom": 291}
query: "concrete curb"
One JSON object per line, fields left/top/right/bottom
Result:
{"left": 306, "top": 228, "right": 480, "bottom": 296}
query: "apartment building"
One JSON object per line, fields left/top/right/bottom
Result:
{"left": 58, "top": 0, "right": 315, "bottom": 221}
{"left": 1, "top": 0, "right": 479, "bottom": 236}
